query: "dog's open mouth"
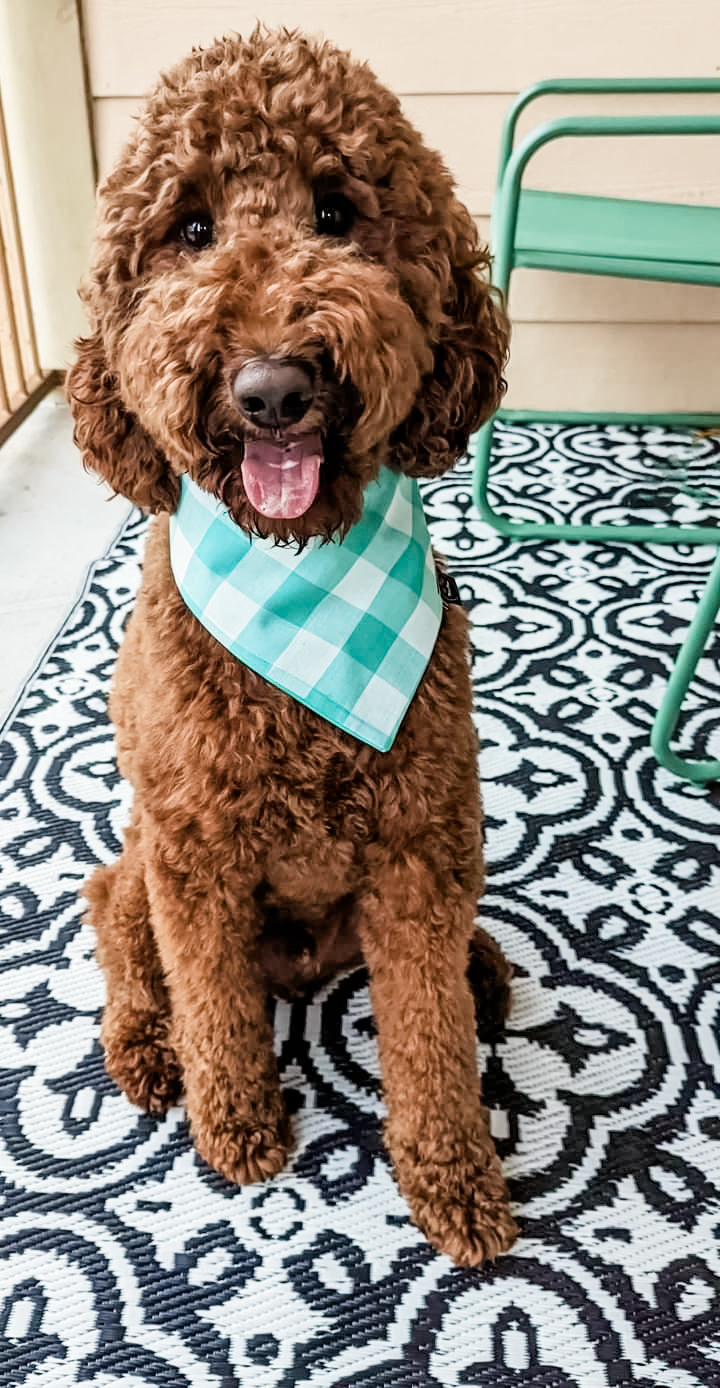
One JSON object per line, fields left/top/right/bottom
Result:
{"left": 241, "top": 432, "right": 324, "bottom": 519}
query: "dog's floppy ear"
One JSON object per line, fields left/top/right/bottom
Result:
{"left": 392, "top": 200, "right": 510, "bottom": 479}
{"left": 67, "top": 331, "right": 179, "bottom": 513}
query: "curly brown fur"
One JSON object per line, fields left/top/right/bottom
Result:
{"left": 69, "top": 27, "right": 516, "bottom": 1263}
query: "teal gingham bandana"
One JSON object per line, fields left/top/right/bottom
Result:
{"left": 168, "top": 467, "right": 443, "bottom": 751}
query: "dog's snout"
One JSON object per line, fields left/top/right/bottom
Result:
{"left": 232, "top": 358, "right": 314, "bottom": 430}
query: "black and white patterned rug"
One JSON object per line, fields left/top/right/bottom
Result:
{"left": 1, "top": 422, "right": 719, "bottom": 1388}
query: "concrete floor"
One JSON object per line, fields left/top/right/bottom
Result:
{"left": 0, "top": 391, "right": 131, "bottom": 724}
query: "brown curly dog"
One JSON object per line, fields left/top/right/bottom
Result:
{"left": 67, "top": 27, "right": 517, "bottom": 1265}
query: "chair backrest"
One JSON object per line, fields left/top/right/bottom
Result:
{"left": 496, "top": 77, "right": 720, "bottom": 188}
{"left": 491, "top": 78, "right": 720, "bottom": 292}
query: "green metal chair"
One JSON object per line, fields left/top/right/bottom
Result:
{"left": 472, "top": 78, "right": 720, "bottom": 781}
{"left": 649, "top": 547, "right": 720, "bottom": 781}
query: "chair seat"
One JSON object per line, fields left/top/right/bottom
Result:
{"left": 509, "top": 188, "right": 720, "bottom": 284}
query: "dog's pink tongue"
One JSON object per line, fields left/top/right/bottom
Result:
{"left": 241, "top": 434, "right": 323, "bottom": 519}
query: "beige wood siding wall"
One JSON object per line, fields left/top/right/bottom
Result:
{"left": 82, "top": 0, "right": 720, "bottom": 413}
{"left": 0, "top": 0, "right": 95, "bottom": 372}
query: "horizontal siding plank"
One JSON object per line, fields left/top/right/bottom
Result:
{"left": 506, "top": 264, "right": 720, "bottom": 326}
{"left": 82, "top": 0, "right": 720, "bottom": 97}
{"left": 95, "top": 92, "right": 720, "bottom": 214}
{"left": 93, "top": 98, "right": 142, "bottom": 178}
{"left": 82, "top": 3, "right": 720, "bottom": 412}
{"left": 504, "top": 322, "right": 720, "bottom": 413}
{"left": 92, "top": 99, "right": 720, "bottom": 327}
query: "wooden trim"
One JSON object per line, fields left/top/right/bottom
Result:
{"left": 0, "top": 338, "right": 9, "bottom": 414}
{"left": 0, "top": 1, "right": 97, "bottom": 369}
{"left": 0, "top": 370, "right": 62, "bottom": 448}
{"left": 81, "top": 0, "right": 720, "bottom": 98}
{"left": 76, "top": 0, "right": 99, "bottom": 186}
{"left": 0, "top": 86, "right": 42, "bottom": 399}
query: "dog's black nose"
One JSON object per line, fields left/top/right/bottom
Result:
{"left": 232, "top": 358, "right": 314, "bottom": 429}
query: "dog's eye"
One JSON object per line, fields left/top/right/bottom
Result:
{"left": 178, "top": 212, "right": 215, "bottom": 250}
{"left": 315, "top": 193, "right": 355, "bottom": 237}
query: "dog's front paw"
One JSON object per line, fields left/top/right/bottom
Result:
{"left": 392, "top": 1133, "right": 518, "bottom": 1266}
{"left": 103, "top": 1009, "right": 183, "bottom": 1115}
{"left": 193, "top": 1103, "right": 293, "bottom": 1184}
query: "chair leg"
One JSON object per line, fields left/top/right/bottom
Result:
{"left": 651, "top": 547, "right": 720, "bottom": 783}
{"left": 473, "top": 417, "right": 504, "bottom": 529}
{"left": 471, "top": 201, "right": 517, "bottom": 536}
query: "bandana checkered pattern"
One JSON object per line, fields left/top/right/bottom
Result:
{"left": 168, "top": 468, "right": 443, "bottom": 750}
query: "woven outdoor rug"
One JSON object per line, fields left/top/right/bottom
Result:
{"left": 1, "top": 422, "right": 719, "bottom": 1388}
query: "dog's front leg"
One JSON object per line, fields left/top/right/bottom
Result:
{"left": 359, "top": 853, "right": 518, "bottom": 1265}
{"left": 85, "top": 808, "right": 182, "bottom": 1115}
{"left": 144, "top": 838, "right": 291, "bottom": 1184}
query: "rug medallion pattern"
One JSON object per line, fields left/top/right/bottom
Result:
{"left": 1, "top": 423, "right": 719, "bottom": 1386}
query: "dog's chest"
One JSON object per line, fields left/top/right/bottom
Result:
{"left": 228, "top": 678, "right": 379, "bottom": 841}
{"left": 128, "top": 523, "right": 415, "bottom": 849}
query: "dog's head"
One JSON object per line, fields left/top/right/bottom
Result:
{"left": 68, "top": 29, "right": 509, "bottom": 542}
